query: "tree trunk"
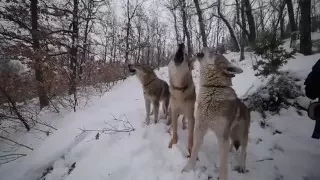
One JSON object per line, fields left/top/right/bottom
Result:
{"left": 79, "top": 15, "right": 90, "bottom": 80}
{"left": 258, "top": 0, "right": 265, "bottom": 34}
{"left": 286, "top": 0, "right": 297, "bottom": 47}
{"left": 216, "top": 18, "right": 220, "bottom": 50}
{"left": 171, "top": 10, "right": 180, "bottom": 45}
{"left": 243, "top": 0, "right": 256, "bottom": 47}
{"left": 180, "top": 0, "right": 193, "bottom": 55}
{"left": 193, "top": 0, "right": 208, "bottom": 47}
{"left": 240, "top": 0, "right": 246, "bottom": 61}
{"left": 280, "top": 14, "right": 285, "bottom": 39}
{"left": 31, "top": 0, "right": 49, "bottom": 109}
{"left": 299, "top": 0, "right": 312, "bottom": 55}
{"left": 217, "top": 0, "right": 240, "bottom": 52}
{"left": 69, "top": 0, "right": 79, "bottom": 97}
{"left": 125, "top": 0, "right": 130, "bottom": 64}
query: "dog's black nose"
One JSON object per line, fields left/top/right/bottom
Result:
{"left": 196, "top": 52, "right": 204, "bottom": 58}
{"left": 178, "top": 43, "right": 185, "bottom": 49}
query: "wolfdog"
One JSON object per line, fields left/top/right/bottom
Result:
{"left": 182, "top": 48, "right": 251, "bottom": 180}
{"left": 128, "top": 64, "right": 170, "bottom": 125}
{"left": 167, "top": 43, "right": 196, "bottom": 156}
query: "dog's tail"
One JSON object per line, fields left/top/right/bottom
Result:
{"left": 230, "top": 122, "right": 241, "bottom": 150}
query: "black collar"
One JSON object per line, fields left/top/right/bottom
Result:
{"left": 202, "top": 84, "right": 229, "bottom": 88}
{"left": 143, "top": 78, "right": 156, "bottom": 87}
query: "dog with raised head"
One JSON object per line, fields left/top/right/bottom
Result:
{"left": 167, "top": 43, "right": 196, "bottom": 157}
{"left": 182, "top": 48, "right": 251, "bottom": 180}
{"left": 128, "top": 64, "right": 170, "bottom": 125}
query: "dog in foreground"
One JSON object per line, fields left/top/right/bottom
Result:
{"left": 182, "top": 47, "right": 251, "bottom": 180}
{"left": 167, "top": 43, "right": 196, "bottom": 157}
{"left": 128, "top": 64, "right": 170, "bottom": 125}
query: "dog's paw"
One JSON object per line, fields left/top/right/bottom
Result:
{"left": 168, "top": 138, "right": 177, "bottom": 148}
{"left": 145, "top": 117, "right": 150, "bottom": 125}
{"left": 233, "top": 165, "right": 248, "bottom": 173}
{"left": 181, "top": 162, "right": 195, "bottom": 173}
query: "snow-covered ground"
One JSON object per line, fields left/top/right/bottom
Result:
{"left": 1, "top": 49, "right": 320, "bottom": 180}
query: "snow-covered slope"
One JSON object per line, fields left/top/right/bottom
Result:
{"left": 1, "top": 52, "right": 320, "bottom": 180}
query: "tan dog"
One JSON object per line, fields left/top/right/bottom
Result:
{"left": 128, "top": 64, "right": 170, "bottom": 125}
{"left": 182, "top": 48, "right": 251, "bottom": 180}
{"left": 167, "top": 43, "right": 196, "bottom": 157}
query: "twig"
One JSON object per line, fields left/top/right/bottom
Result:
{"left": 0, "top": 153, "right": 26, "bottom": 165}
{"left": 78, "top": 114, "right": 135, "bottom": 135}
{"left": 33, "top": 119, "right": 57, "bottom": 130}
{"left": 0, "top": 135, "right": 33, "bottom": 150}
{"left": 256, "top": 157, "right": 274, "bottom": 162}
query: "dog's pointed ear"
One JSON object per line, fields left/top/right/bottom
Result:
{"left": 224, "top": 63, "right": 243, "bottom": 75}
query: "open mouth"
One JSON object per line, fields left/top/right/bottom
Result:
{"left": 128, "top": 68, "right": 136, "bottom": 73}
{"left": 128, "top": 64, "right": 136, "bottom": 73}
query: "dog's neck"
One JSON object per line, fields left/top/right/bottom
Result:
{"left": 143, "top": 78, "right": 156, "bottom": 87}
{"left": 171, "top": 83, "right": 189, "bottom": 92}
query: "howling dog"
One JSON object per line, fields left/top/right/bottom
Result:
{"left": 167, "top": 43, "right": 196, "bottom": 157}
{"left": 182, "top": 48, "right": 251, "bottom": 180}
{"left": 128, "top": 64, "right": 170, "bottom": 125}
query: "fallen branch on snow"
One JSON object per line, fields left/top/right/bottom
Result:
{"left": 0, "top": 135, "right": 33, "bottom": 150}
{"left": 78, "top": 114, "right": 135, "bottom": 139}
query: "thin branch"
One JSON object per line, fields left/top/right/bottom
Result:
{"left": 0, "top": 136, "right": 33, "bottom": 150}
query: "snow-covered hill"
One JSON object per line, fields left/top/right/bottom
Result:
{"left": 1, "top": 51, "right": 320, "bottom": 180}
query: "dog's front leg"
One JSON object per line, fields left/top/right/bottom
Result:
{"left": 218, "top": 136, "right": 230, "bottom": 180}
{"left": 144, "top": 97, "right": 151, "bottom": 125}
{"left": 182, "top": 121, "right": 207, "bottom": 172}
{"left": 153, "top": 101, "right": 160, "bottom": 124}
{"left": 168, "top": 107, "right": 179, "bottom": 148}
{"left": 185, "top": 108, "right": 195, "bottom": 157}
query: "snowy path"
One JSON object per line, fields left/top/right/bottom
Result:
{"left": 1, "top": 55, "right": 320, "bottom": 180}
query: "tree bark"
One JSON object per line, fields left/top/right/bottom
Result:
{"left": 31, "top": 0, "right": 49, "bottom": 109}
{"left": 258, "top": 0, "right": 265, "bottom": 34}
{"left": 180, "top": 0, "right": 193, "bottom": 55}
{"left": 286, "top": 0, "right": 297, "bottom": 47}
{"left": 79, "top": 0, "right": 93, "bottom": 79}
{"left": 69, "top": 0, "right": 79, "bottom": 96}
{"left": 193, "top": 0, "right": 208, "bottom": 47}
{"left": 217, "top": 0, "right": 240, "bottom": 52}
{"left": 125, "top": 0, "right": 130, "bottom": 64}
{"left": 239, "top": 0, "right": 246, "bottom": 60}
{"left": 299, "top": 0, "right": 312, "bottom": 55}
{"left": 243, "top": 0, "right": 256, "bottom": 47}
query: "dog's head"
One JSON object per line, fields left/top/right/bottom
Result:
{"left": 195, "top": 47, "right": 243, "bottom": 86}
{"left": 174, "top": 43, "right": 190, "bottom": 65}
{"left": 128, "top": 64, "right": 156, "bottom": 84}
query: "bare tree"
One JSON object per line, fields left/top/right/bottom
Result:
{"left": 69, "top": 0, "right": 79, "bottom": 112}
{"left": 193, "top": 0, "right": 208, "bottom": 47}
{"left": 124, "top": 0, "right": 145, "bottom": 65}
{"left": 286, "top": 0, "right": 298, "bottom": 47}
{"left": 179, "top": 0, "right": 193, "bottom": 55}
{"left": 216, "top": 0, "right": 240, "bottom": 52}
{"left": 31, "top": 0, "right": 49, "bottom": 109}
{"left": 299, "top": 0, "right": 312, "bottom": 55}
{"left": 242, "top": 0, "right": 256, "bottom": 46}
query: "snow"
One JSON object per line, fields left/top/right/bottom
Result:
{"left": 1, "top": 49, "right": 320, "bottom": 180}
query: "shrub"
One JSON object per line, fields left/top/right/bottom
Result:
{"left": 253, "top": 33, "right": 296, "bottom": 77}
{"left": 244, "top": 73, "right": 303, "bottom": 118}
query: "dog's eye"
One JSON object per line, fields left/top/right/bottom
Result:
{"left": 196, "top": 52, "right": 204, "bottom": 58}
